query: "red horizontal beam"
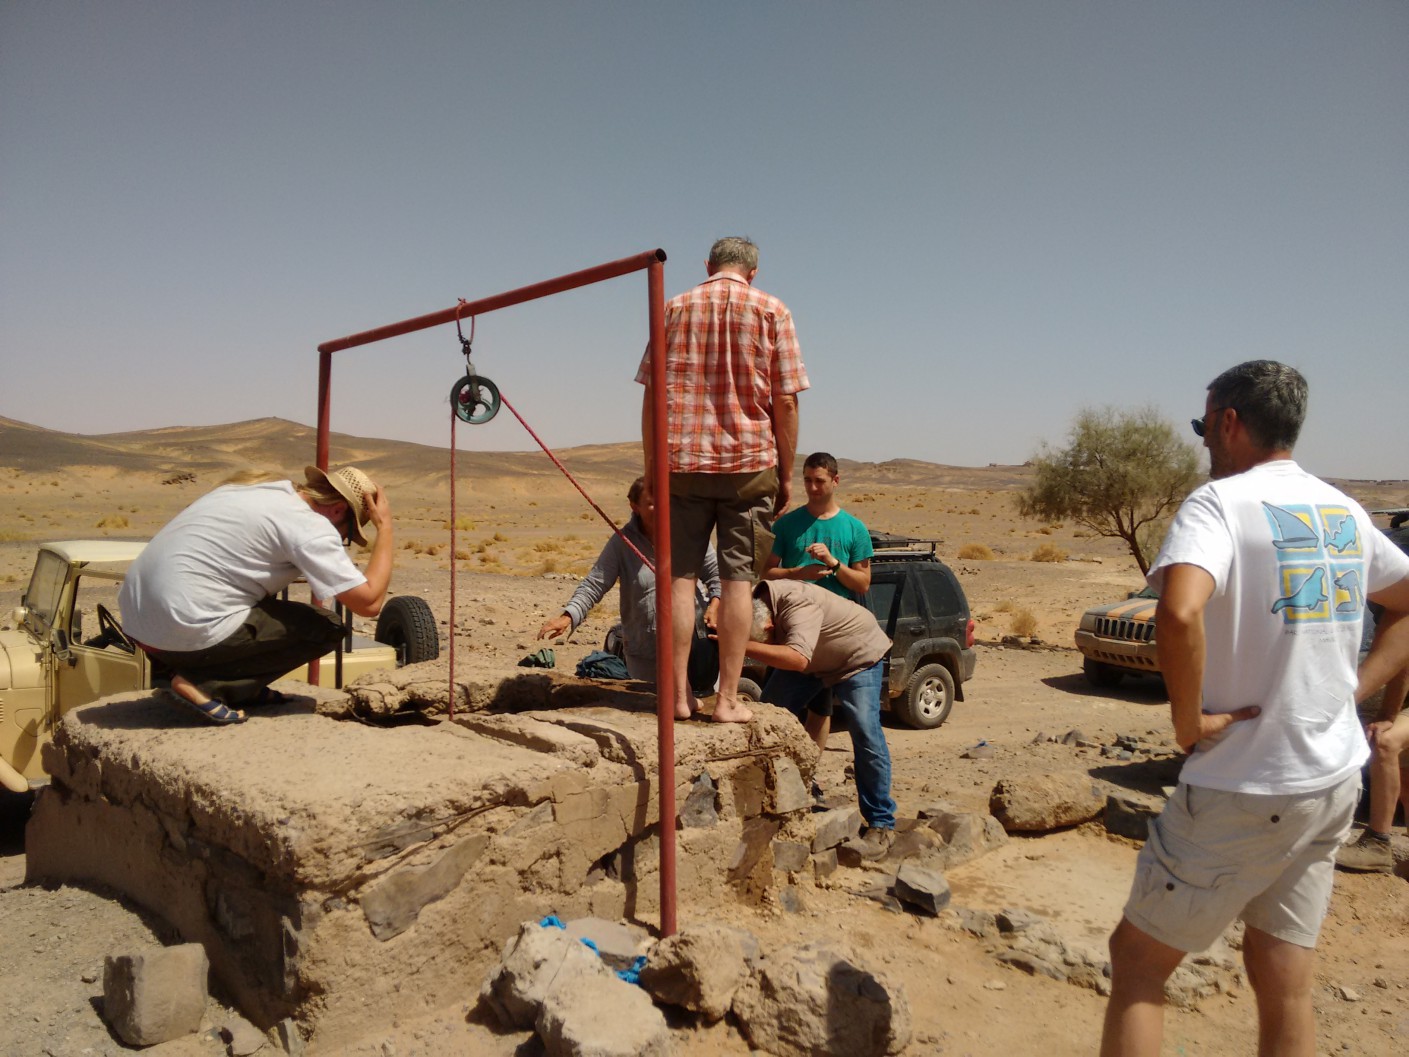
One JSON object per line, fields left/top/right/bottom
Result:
{"left": 317, "top": 248, "right": 668, "bottom": 354}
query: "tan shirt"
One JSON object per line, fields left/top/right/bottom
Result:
{"left": 757, "top": 580, "right": 891, "bottom": 686}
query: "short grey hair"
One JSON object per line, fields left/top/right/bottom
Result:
{"left": 748, "top": 597, "right": 773, "bottom": 642}
{"left": 709, "top": 237, "right": 759, "bottom": 273}
{"left": 1207, "top": 360, "right": 1307, "bottom": 452}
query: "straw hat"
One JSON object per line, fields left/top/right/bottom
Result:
{"left": 304, "top": 465, "right": 377, "bottom": 546}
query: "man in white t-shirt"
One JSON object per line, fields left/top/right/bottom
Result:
{"left": 118, "top": 465, "right": 396, "bottom": 725}
{"left": 1100, "top": 361, "right": 1409, "bottom": 1056}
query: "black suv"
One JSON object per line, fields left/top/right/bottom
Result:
{"left": 863, "top": 532, "right": 977, "bottom": 728}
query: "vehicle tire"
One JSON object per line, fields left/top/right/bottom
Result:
{"left": 1083, "top": 657, "right": 1124, "bottom": 688}
{"left": 375, "top": 596, "right": 440, "bottom": 666}
{"left": 896, "top": 662, "right": 954, "bottom": 729}
{"left": 737, "top": 677, "right": 764, "bottom": 703}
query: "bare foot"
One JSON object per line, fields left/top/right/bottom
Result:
{"left": 674, "top": 702, "right": 696, "bottom": 721}
{"left": 711, "top": 702, "right": 755, "bottom": 724}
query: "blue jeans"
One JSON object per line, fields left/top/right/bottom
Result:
{"left": 762, "top": 659, "right": 896, "bottom": 829}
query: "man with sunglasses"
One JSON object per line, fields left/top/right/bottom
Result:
{"left": 1101, "top": 360, "right": 1409, "bottom": 1056}
{"left": 118, "top": 465, "right": 396, "bottom": 725}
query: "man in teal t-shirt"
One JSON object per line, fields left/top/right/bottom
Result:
{"left": 764, "top": 452, "right": 874, "bottom": 748}
{"left": 766, "top": 452, "right": 873, "bottom": 602}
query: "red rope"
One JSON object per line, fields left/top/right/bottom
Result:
{"left": 448, "top": 397, "right": 458, "bottom": 720}
{"left": 444, "top": 298, "right": 653, "bottom": 718}
{"left": 496, "top": 388, "right": 655, "bottom": 573}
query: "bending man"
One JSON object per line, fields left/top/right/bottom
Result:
{"left": 748, "top": 579, "right": 897, "bottom": 859}
{"left": 118, "top": 465, "right": 395, "bottom": 725}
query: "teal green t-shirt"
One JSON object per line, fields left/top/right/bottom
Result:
{"left": 770, "top": 507, "right": 873, "bottom": 600}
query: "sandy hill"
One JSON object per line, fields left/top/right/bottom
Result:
{"left": 0, "top": 416, "right": 1037, "bottom": 496}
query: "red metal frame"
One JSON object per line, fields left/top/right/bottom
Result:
{"left": 314, "top": 249, "right": 679, "bottom": 936}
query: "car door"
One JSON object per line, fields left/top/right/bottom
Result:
{"left": 865, "top": 565, "right": 923, "bottom": 695}
{"left": 54, "top": 573, "right": 147, "bottom": 717}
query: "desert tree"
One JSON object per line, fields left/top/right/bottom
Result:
{"left": 1019, "top": 406, "right": 1201, "bottom": 575}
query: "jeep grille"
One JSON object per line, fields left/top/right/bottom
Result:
{"left": 1095, "top": 616, "right": 1155, "bottom": 643}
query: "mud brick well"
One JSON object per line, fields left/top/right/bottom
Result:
{"left": 26, "top": 683, "right": 815, "bottom": 1052}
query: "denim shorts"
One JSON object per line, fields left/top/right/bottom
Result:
{"left": 1123, "top": 773, "right": 1359, "bottom": 952}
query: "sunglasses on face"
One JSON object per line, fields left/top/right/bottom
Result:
{"left": 1191, "top": 406, "right": 1234, "bottom": 438}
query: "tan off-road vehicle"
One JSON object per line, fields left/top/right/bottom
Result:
{"left": 0, "top": 540, "right": 438, "bottom": 791}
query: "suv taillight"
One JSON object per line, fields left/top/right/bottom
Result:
{"left": 965, "top": 618, "right": 974, "bottom": 649}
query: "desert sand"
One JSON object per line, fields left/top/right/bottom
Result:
{"left": 1, "top": 414, "right": 1406, "bottom": 1056}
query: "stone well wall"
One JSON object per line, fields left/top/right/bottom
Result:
{"left": 26, "top": 680, "right": 815, "bottom": 1053}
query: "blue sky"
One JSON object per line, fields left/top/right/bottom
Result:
{"left": 3, "top": 2, "right": 1405, "bottom": 479}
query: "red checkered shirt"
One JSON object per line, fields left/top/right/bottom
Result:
{"left": 636, "top": 273, "right": 809, "bottom": 474}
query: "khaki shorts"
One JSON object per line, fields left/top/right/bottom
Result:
{"left": 669, "top": 468, "right": 778, "bottom": 581}
{"left": 1123, "top": 773, "right": 1359, "bottom": 952}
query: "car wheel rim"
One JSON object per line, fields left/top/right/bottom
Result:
{"left": 917, "top": 679, "right": 945, "bottom": 719}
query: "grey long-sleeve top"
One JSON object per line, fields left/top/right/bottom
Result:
{"left": 561, "top": 515, "right": 721, "bottom": 680}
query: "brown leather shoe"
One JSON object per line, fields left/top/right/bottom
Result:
{"left": 1335, "top": 832, "right": 1393, "bottom": 873}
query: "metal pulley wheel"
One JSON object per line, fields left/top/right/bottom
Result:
{"left": 450, "top": 373, "right": 501, "bottom": 424}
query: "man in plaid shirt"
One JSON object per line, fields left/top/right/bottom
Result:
{"left": 638, "top": 237, "right": 810, "bottom": 723}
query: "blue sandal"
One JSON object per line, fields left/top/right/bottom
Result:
{"left": 178, "top": 696, "right": 245, "bottom": 726}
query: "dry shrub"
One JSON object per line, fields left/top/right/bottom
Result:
{"left": 993, "top": 599, "right": 1014, "bottom": 613}
{"left": 492, "top": 532, "right": 508, "bottom": 543}
{"left": 957, "top": 543, "right": 994, "bottom": 561}
{"left": 454, "top": 548, "right": 470, "bottom": 560}
{"left": 96, "top": 514, "right": 129, "bottom": 529}
{"left": 1010, "top": 608, "right": 1038, "bottom": 637}
{"left": 447, "top": 515, "right": 475, "bottom": 531}
{"left": 1030, "top": 543, "right": 1068, "bottom": 563}
{"left": 533, "top": 540, "right": 562, "bottom": 553}
{"left": 1038, "top": 526, "right": 1053, "bottom": 535}
{"left": 537, "top": 556, "right": 559, "bottom": 574}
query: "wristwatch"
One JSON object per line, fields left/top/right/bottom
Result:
{"left": 827, "top": 560, "right": 841, "bottom": 572}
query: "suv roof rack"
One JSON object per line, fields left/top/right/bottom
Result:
{"left": 869, "top": 531, "right": 941, "bottom": 559}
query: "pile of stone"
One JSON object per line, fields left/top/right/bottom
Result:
{"left": 482, "top": 917, "right": 911, "bottom": 1057}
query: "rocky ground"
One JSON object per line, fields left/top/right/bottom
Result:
{"left": 0, "top": 419, "right": 1406, "bottom": 1055}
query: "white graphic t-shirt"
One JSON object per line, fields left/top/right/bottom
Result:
{"left": 1148, "top": 460, "right": 1409, "bottom": 794}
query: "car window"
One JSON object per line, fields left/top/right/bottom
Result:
{"left": 866, "top": 569, "right": 919, "bottom": 633}
{"left": 919, "top": 567, "right": 961, "bottom": 618}
{"left": 23, "top": 550, "right": 68, "bottom": 631}
{"left": 70, "top": 574, "right": 124, "bottom": 645}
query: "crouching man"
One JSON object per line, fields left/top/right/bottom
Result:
{"left": 746, "top": 580, "right": 897, "bottom": 858}
{"left": 118, "top": 465, "right": 395, "bottom": 725}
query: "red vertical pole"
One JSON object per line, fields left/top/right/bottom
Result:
{"left": 316, "top": 349, "right": 333, "bottom": 471}
{"left": 648, "top": 259, "right": 677, "bottom": 937}
{"left": 310, "top": 348, "right": 334, "bottom": 687}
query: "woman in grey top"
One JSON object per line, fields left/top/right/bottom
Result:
{"left": 538, "top": 477, "right": 720, "bottom": 683}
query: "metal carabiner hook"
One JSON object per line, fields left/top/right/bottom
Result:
{"left": 450, "top": 302, "right": 498, "bottom": 422}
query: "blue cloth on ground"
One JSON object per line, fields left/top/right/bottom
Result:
{"left": 576, "top": 650, "right": 630, "bottom": 680}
